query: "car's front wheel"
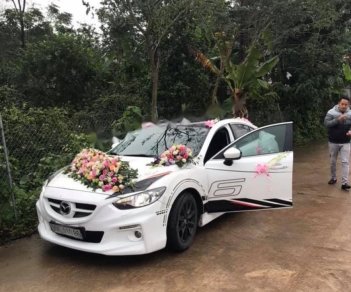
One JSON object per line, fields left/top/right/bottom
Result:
{"left": 167, "top": 192, "right": 198, "bottom": 251}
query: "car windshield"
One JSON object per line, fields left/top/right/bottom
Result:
{"left": 110, "top": 123, "right": 209, "bottom": 157}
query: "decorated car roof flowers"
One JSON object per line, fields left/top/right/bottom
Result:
{"left": 66, "top": 148, "right": 138, "bottom": 192}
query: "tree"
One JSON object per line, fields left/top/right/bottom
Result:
{"left": 189, "top": 0, "right": 233, "bottom": 106}
{"left": 7, "top": 0, "right": 26, "bottom": 48}
{"left": 17, "top": 33, "right": 108, "bottom": 108}
{"left": 98, "top": 0, "right": 198, "bottom": 122}
{"left": 262, "top": 0, "right": 351, "bottom": 138}
{"left": 47, "top": 3, "right": 74, "bottom": 34}
{"left": 0, "top": 6, "right": 53, "bottom": 86}
{"left": 193, "top": 32, "right": 279, "bottom": 118}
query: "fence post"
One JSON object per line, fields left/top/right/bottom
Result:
{"left": 0, "top": 113, "right": 17, "bottom": 220}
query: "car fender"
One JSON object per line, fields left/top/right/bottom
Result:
{"left": 158, "top": 173, "right": 207, "bottom": 230}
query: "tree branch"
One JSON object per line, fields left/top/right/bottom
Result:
{"left": 11, "top": 0, "right": 19, "bottom": 13}
{"left": 22, "top": 0, "right": 26, "bottom": 14}
{"left": 155, "top": 6, "right": 186, "bottom": 49}
{"left": 123, "top": 0, "right": 146, "bottom": 36}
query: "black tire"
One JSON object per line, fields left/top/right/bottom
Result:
{"left": 167, "top": 192, "right": 198, "bottom": 252}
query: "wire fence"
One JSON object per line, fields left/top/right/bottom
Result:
{"left": 0, "top": 110, "right": 118, "bottom": 221}
{"left": 0, "top": 113, "right": 17, "bottom": 219}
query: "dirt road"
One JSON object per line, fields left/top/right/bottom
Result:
{"left": 1, "top": 142, "right": 351, "bottom": 292}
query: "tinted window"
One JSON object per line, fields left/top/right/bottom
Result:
{"left": 230, "top": 124, "right": 253, "bottom": 139}
{"left": 233, "top": 124, "right": 291, "bottom": 157}
{"left": 204, "top": 127, "right": 230, "bottom": 162}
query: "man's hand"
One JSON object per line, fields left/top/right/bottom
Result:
{"left": 346, "top": 130, "right": 351, "bottom": 137}
{"left": 338, "top": 114, "right": 347, "bottom": 122}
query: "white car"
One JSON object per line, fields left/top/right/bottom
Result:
{"left": 36, "top": 118, "right": 293, "bottom": 255}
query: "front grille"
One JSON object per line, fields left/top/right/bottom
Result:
{"left": 75, "top": 203, "right": 96, "bottom": 210}
{"left": 47, "top": 198, "right": 96, "bottom": 218}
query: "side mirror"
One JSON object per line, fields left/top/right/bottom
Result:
{"left": 223, "top": 147, "right": 241, "bottom": 166}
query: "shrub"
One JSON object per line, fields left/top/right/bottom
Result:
{"left": 0, "top": 106, "right": 96, "bottom": 243}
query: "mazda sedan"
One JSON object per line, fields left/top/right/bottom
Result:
{"left": 36, "top": 118, "right": 293, "bottom": 255}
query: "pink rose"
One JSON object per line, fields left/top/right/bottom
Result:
{"left": 102, "top": 184, "right": 112, "bottom": 191}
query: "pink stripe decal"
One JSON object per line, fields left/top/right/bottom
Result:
{"left": 231, "top": 200, "right": 268, "bottom": 208}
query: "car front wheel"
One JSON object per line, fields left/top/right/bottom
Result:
{"left": 167, "top": 192, "right": 198, "bottom": 251}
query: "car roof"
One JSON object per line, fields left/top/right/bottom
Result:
{"left": 141, "top": 118, "right": 257, "bottom": 131}
{"left": 174, "top": 118, "right": 257, "bottom": 129}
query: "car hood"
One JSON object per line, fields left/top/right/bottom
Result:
{"left": 47, "top": 156, "right": 180, "bottom": 195}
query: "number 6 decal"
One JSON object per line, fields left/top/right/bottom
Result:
{"left": 208, "top": 178, "right": 245, "bottom": 197}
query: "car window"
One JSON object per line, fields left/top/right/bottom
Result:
{"left": 204, "top": 127, "right": 231, "bottom": 163}
{"left": 230, "top": 124, "right": 253, "bottom": 139}
{"left": 232, "top": 123, "right": 291, "bottom": 157}
{"left": 111, "top": 124, "right": 209, "bottom": 157}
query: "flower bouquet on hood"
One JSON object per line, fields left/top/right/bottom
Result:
{"left": 66, "top": 148, "right": 138, "bottom": 192}
{"left": 150, "top": 144, "right": 193, "bottom": 168}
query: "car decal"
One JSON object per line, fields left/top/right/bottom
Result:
{"left": 156, "top": 210, "right": 167, "bottom": 216}
{"left": 204, "top": 198, "right": 292, "bottom": 213}
{"left": 163, "top": 178, "right": 206, "bottom": 227}
{"left": 208, "top": 178, "right": 245, "bottom": 197}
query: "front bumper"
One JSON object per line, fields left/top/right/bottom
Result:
{"left": 36, "top": 191, "right": 168, "bottom": 256}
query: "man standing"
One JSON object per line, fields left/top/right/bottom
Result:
{"left": 324, "top": 96, "right": 351, "bottom": 191}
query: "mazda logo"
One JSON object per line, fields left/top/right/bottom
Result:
{"left": 60, "top": 201, "right": 71, "bottom": 215}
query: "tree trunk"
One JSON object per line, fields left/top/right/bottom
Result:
{"left": 211, "top": 60, "right": 224, "bottom": 105}
{"left": 12, "top": 0, "right": 26, "bottom": 49}
{"left": 238, "top": 0, "right": 245, "bottom": 63}
{"left": 20, "top": 16, "right": 25, "bottom": 48}
{"left": 232, "top": 88, "right": 248, "bottom": 118}
{"left": 150, "top": 47, "right": 160, "bottom": 123}
{"left": 211, "top": 76, "right": 220, "bottom": 105}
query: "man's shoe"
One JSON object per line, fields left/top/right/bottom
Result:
{"left": 328, "top": 178, "right": 337, "bottom": 185}
{"left": 341, "top": 184, "right": 351, "bottom": 191}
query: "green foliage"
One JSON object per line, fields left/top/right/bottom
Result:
{"left": 112, "top": 106, "right": 143, "bottom": 138}
{"left": 0, "top": 185, "right": 39, "bottom": 243}
{"left": 0, "top": 85, "right": 22, "bottom": 108}
{"left": 343, "top": 63, "right": 351, "bottom": 82}
{"left": 0, "top": 106, "right": 96, "bottom": 242}
{"left": 17, "top": 33, "right": 108, "bottom": 108}
{"left": 225, "top": 44, "right": 279, "bottom": 96}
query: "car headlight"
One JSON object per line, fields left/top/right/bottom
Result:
{"left": 112, "top": 187, "right": 166, "bottom": 209}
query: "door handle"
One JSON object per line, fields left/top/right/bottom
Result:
{"left": 270, "top": 165, "right": 287, "bottom": 170}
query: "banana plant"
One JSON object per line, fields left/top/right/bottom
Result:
{"left": 193, "top": 32, "right": 279, "bottom": 118}
{"left": 343, "top": 63, "right": 351, "bottom": 82}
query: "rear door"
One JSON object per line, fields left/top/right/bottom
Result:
{"left": 204, "top": 122, "right": 293, "bottom": 213}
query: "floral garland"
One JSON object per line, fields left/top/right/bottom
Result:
{"left": 150, "top": 144, "right": 193, "bottom": 167}
{"left": 255, "top": 153, "right": 288, "bottom": 177}
{"left": 66, "top": 148, "right": 138, "bottom": 192}
{"left": 204, "top": 118, "right": 219, "bottom": 128}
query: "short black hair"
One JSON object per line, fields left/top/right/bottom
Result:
{"left": 339, "top": 95, "right": 350, "bottom": 102}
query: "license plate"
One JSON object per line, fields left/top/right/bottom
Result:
{"left": 50, "top": 223, "right": 84, "bottom": 240}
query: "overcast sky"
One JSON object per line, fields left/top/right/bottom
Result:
{"left": 2, "top": 0, "right": 101, "bottom": 27}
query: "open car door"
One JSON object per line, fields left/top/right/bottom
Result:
{"left": 204, "top": 122, "right": 293, "bottom": 213}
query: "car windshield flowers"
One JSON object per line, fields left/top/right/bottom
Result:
{"left": 66, "top": 148, "right": 138, "bottom": 192}
{"left": 150, "top": 144, "right": 193, "bottom": 167}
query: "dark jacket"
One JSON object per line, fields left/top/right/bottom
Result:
{"left": 324, "top": 105, "right": 351, "bottom": 143}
